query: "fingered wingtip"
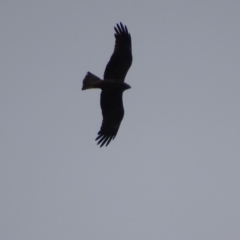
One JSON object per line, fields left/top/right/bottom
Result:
{"left": 95, "top": 134, "right": 115, "bottom": 147}
{"left": 114, "top": 22, "right": 129, "bottom": 35}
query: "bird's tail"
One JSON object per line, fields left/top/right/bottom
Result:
{"left": 82, "top": 72, "right": 102, "bottom": 90}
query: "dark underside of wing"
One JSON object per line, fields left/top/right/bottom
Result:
{"left": 96, "top": 91, "right": 124, "bottom": 147}
{"left": 103, "top": 22, "right": 132, "bottom": 82}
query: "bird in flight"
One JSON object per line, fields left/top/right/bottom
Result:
{"left": 82, "top": 22, "right": 133, "bottom": 147}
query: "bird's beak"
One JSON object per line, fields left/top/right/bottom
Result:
{"left": 126, "top": 84, "right": 131, "bottom": 90}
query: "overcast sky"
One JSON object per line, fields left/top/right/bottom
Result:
{"left": 1, "top": 1, "right": 240, "bottom": 240}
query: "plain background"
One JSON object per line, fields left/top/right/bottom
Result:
{"left": 1, "top": 1, "right": 240, "bottom": 239}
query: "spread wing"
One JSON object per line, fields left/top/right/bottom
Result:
{"left": 103, "top": 22, "right": 132, "bottom": 82}
{"left": 95, "top": 91, "right": 124, "bottom": 147}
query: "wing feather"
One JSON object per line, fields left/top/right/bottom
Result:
{"left": 103, "top": 22, "right": 132, "bottom": 81}
{"left": 96, "top": 91, "right": 124, "bottom": 147}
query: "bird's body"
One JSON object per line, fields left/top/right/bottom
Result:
{"left": 82, "top": 23, "right": 132, "bottom": 147}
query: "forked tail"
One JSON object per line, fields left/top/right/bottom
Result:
{"left": 82, "top": 72, "right": 102, "bottom": 90}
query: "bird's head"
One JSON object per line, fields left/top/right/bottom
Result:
{"left": 123, "top": 82, "right": 131, "bottom": 91}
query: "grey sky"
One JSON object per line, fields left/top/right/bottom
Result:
{"left": 1, "top": 1, "right": 240, "bottom": 239}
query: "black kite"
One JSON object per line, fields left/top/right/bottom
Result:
{"left": 82, "top": 23, "right": 132, "bottom": 147}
